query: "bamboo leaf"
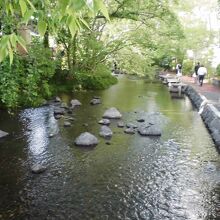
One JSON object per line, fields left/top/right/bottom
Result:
{"left": 79, "top": 17, "right": 90, "bottom": 29}
{"left": 68, "top": 19, "right": 78, "bottom": 36}
{"left": 8, "top": 44, "right": 14, "bottom": 65}
{"left": 17, "top": 36, "right": 27, "bottom": 53}
{"left": 1, "top": 36, "right": 9, "bottom": 48}
{"left": 38, "top": 20, "right": 47, "bottom": 36}
{"left": 9, "top": 3, "right": 14, "bottom": 15}
{"left": 0, "top": 47, "right": 8, "bottom": 63}
{"left": 70, "top": 0, "right": 86, "bottom": 11}
{"left": 19, "top": 0, "right": 27, "bottom": 17}
{"left": 23, "top": 9, "right": 34, "bottom": 24}
{"left": 59, "top": 0, "right": 69, "bottom": 15}
{"left": 93, "top": 0, "right": 110, "bottom": 20}
{"left": 26, "top": 0, "right": 36, "bottom": 11}
{"left": 9, "top": 34, "right": 17, "bottom": 48}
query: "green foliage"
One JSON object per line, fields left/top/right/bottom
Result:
{"left": 75, "top": 72, "right": 117, "bottom": 90}
{"left": 183, "top": 59, "right": 193, "bottom": 75}
{"left": 216, "top": 64, "right": 220, "bottom": 77}
{"left": 0, "top": 42, "right": 56, "bottom": 108}
{"left": 0, "top": 0, "right": 110, "bottom": 63}
{"left": 75, "top": 65, "right": 118, "bottom": 90}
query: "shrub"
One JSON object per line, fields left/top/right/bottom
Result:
{"left": 75, "top": 64, "right": 118, "bottom": 90}
{"left": 182, "top": 59, "right": 194, "bottom": 75}
{"left": 216, "top": 64, "right": 220, "bottom": 77}
{"left": 0, "top": 43, "right": 56, "bottom": 108}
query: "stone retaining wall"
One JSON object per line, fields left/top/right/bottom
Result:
{"left": 185, "top": 85, "right": 220, "bottom": 151}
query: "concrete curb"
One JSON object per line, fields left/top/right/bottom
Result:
{"left": 185, "top": 85, "right": 220, "bottom": 151}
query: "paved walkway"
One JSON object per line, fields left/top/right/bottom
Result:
{"left": 181, "top": 75, "right": 220, "bottom": 110}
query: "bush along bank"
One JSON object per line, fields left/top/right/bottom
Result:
{"left": 0, "top": 54, "right": 117, "bottom": 109}
{"left": 184, "top": 86, "right": 220, "bottom": 151}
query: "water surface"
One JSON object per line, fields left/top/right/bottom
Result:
{"left": 0, "top": 76, "right": 220, "bottom": 220}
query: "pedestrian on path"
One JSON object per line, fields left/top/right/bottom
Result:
{"left": 198, "top": 64, "right": 207, "bottom": 86}
{"left": 193, "top": 62, "right": 200, "bottom": 84}
{"left": 176, "top": 63, "right": 182, "bottom": 77}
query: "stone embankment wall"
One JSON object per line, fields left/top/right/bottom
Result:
{"left": 184, "top": 86, "right": 220, "bottom": 151}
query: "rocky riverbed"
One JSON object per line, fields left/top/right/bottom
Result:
{"left": 0, "top": 76, "right": 220, "bottom": 219}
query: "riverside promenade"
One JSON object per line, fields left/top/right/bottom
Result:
{"left": 181, "top": 76, "right": 220, "bottom": 110}
{"left": 181, "top": 75, "right": 220, "bottom": 151}
{"left": 159, "top": 72, "right": 220, "bottom": 151}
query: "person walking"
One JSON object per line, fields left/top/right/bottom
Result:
{"left": 176, "top": 63, "right": 182, "bottom": 77}
{"left": 193, "top": 62, "right": 200, "bottom": 84}
{"left": 176, "top": 63, "right": 180, "bottom": 75}
{"left": 194, "top": 62, "right": 200, "bottom": 75}
{"left": 197, "top": 64, "right": 207, "bottom": 86}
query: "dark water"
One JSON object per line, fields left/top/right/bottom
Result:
{"left": 0, "top": 76, "right": 220, "bottom": 220}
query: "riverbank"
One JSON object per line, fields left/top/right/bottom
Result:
{"left": 165, "top": 74, "right": 220, "bottom": 151}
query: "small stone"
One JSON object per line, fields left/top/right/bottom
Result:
{"left": 61, "top": 102, "right": 68, "bottom": 109}
{"left": 137, "top": 119, "right": 145, "bottom": 122}
{"left": 64, "top": 121, "right": 71, "bottom": 127}
{"left": 64, "top": 116, "right": 75, "bottom": 121}
{"left": 48, "top": 133, "right": 54, "bottom": 138}
{"left": 98, "top": 119, "right": 110, "bottom": 126}
{"left": 99, "top": 126, "right": 113, "bottom": 138}
{"left": 70, "top": 99, "right": 81, "bottom": 107}
{"left": 55, "top": 96, "right": 61, "bottom": 102}
{"left": 54, "top": 107, "right": 65, "bottom": 115}
{"left": 93, "top": 96, "right": 101, "bottom": 99}
{"left": 126, "top": 123, "right": 137, "bottom": 128}
{"left": 31, "top": 164, "right": 46, "bottom": 174}
{"left": 124, "top": 128, "right": 135, "bottom": 134}
{"left": 117, "top": 121, "right": 125, "bottom": 128}
{"left": 54, "top": 114, "right": 62, "bottom": 120}
{"left": 83, "top": 123, "right": 88, "bottom": 127}
{"left": 90, "top": 98, "right": 101, "bottom": 105}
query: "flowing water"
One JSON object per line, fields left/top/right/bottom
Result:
{"left": 0, "top": 76, "right": 220, "bottom": 220}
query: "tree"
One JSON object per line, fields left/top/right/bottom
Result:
{"left": 0, "top": 0, "right": 109, "bottom": 64}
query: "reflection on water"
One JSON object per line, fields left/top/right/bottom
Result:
{"left": 0, "top": 76, "right": 220, "bottom": 219}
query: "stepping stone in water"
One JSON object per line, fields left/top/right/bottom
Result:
{"left": 124, "top": 128, "right": 135, "bottom": 134}
{"left": 98, "top": 119, "right": 110, "bottom": 126}
{"left": 74, "top": 132, "right": 99, "bottom": 147}
{"left": 103, "top": 107, "right": 122, "bottom": 119}
{"left": 117, "top": 121, "right": 125, "bottom": 128}
{"left": 99, "top": 126, "right": 113, "bottom": 138}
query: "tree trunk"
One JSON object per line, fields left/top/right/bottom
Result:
{"left": 43, "top": 29, "right": 49, "bottom": 48}
{"left": 72, "top": 31, "right": 78, "bottom": 73}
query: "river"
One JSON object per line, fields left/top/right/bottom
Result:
{"left": 0, "top": 75, "right": 220, "bottom": 219}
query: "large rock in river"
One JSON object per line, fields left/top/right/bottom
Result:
{"left": 74, "top": 132, "right": 98, "bottom": 147}
{"left": 0, "top": 130, "right": 9, "bottom": 138}
{"left": 103, "top": 107, "right": 122, "bottom": 119}
{"left": 138, "top": 125, "right": 161, "bottom": 136}
{"left": 99, "top": 126, "right": 113, "bottom": 138}
{"left": 54, "top": 107, "right": 65, "bottom": 115}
